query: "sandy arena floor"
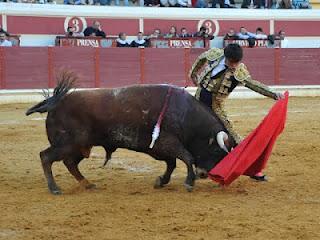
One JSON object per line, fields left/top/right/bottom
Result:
{"left": 0, "top": 96, "right": 319, "bottom": 240}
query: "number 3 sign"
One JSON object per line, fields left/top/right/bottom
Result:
{"left": 197, "top": 20, "right": 220, "bottom": 37}
{"left": 64, "top": 17, "right": 87, "bottom": 33}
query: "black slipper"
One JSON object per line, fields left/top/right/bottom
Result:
{"left": 250, "top": 175, "right": 268, "bottom": 181}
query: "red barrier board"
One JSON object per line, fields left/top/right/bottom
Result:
{"left": 3, "top": 47, "right": 49, "bottom": 89}
{"left": 279, "top": 49, "right": 320, "bottom": 85}
{"left": 0, "top": 48, "right": 320, "bottom": 90}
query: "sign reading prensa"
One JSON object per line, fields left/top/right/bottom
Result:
{"left": 56, "top": 36, "right": 117, "bottom": 48}
{"left": 169, "top": 40, "right": 193, "bottom": 48}
{"left": 150, "top": 38, "right": 208, "bottom": 48}
{"left": 224, "top": 39, "right": 281, "bottom": 48}
{"left": 58, "top": 38, "right": 100, "bottom": 47}
{"left": 75, "top": 39, "right": 100, "bottom": 47}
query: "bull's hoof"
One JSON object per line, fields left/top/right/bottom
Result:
{"left": 80, "top": 179, "right": 96, "bottom": 190}
{"left": 49, "top": 187, "right": 62, "bottom": 195}
{"left": 154, "top": 176, "right": 164, "bottom": 189}
{"left": 184, "top": 183, "right": 194, "bottom": 192}
{"left": 85, "top": 183, "right": 97, "bottom": 189}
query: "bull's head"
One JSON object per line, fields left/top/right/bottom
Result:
{"left": 189, "top": 131, "right": 236, "bottom": 179}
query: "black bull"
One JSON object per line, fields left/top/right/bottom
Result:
{"left": 26, "top": 78, "right": 236, "bottom": 194}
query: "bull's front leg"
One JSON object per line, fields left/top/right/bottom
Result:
{"left": 154, "top": 158, "right": 176, "bottom": 188}
{"left": 150, "top": 135, "right": 195, "bottom": 191}
{"left": 101, "top": 145, "right": 117, "bottom": 168}
{"left": 177, "top": 149, "right": 196, "bottom": 192}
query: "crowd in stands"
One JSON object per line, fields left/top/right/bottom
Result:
{"left": 224, "top": 26, "right": 288, "bottom": 47}
{"left": 1, "top": 21, "right": 289, "bottom": 48}
{"left": 0, "top": 0, "right": 312, "bottom": 8}
{"left": 66, "top": 21, "right": 286, "bottom": 48}
{"left": 75, "top": 21, "right": 215, "bottom": 47}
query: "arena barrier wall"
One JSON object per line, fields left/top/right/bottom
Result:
{"left": 1, "top": 47, "right": 320, "bottom": 90}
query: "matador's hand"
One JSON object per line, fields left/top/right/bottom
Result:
{"left": 275, "top": 92, "right": 285, "bottom": 100}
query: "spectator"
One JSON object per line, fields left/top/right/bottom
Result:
{"left": 223, "top": 0, "right": 236, "bottom": 7}
{"left": 164, "top": 26, "right": 179, "bottom": 38}
{"left": 224, "top": 28, "right": 238, "bottom": 40}
{"left": 276, "top": 30, "right": 289, "bottom": 48}
{"left": 254, "top": 27, "right": 268, "bottom": 39}
{"left": 65, "top": 0, "right": 94, "bottom": 4}
{"left": 149, "top": 28, "right": 162, "bottom": 38}
{"left": 193, "top": 26, "right": 214, "bottom": 40}
{"left": 95, "top": 0, "right": 129, "bottom": 5}
{"left": 66, "top": 26, "right": 84, "bottom": 37}
{"left": 292, "top": 0, "right": 311, "bottom": 8}
{"left": 179, "top": 27, "right": 192, "bottom": 38}
{"left": 130, "top": 32, "right": 148, "bottom": 48}
{"left": 176, "top": 0, "right": 191, "bottom": 7}
{"left": 0, "top": 25, "right": 9, "bottom": 37}
{"left": 0, "top": 32, "right": 12, "bottom": 47}
{"left": 241, "top": 0, "right": 261, "bottom": 8}
{"left": 213, "top": 0, "right": 236, "bottom": 7}
{"left": 237, "top": 27, "right": 255, "bottom": 39}
{"left": 144, "top": 0, "right": 160, "bottom": 6}
{"left": 276, "top": 0, "right": 292, "bottom": 8}
{"left": 83, "top": 21, "right": 106, "bottom": 38}
{"left": 237, "top": 27, "right": 256, "bottom": 47}
{"left": 160, "top": 0, "right": 177, "bottom": 6}
{"left": 116, "top": 32, "right": 130, "bottom": 47}
{"left": 194, "top": 0, "right": 207, "bottom": 7}
{"left": 264, "top": 0, "right": 274, "bottom": 8}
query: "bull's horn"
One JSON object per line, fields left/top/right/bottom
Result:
{"left": 217, "top": 131, "right": 229, "bottom": 153}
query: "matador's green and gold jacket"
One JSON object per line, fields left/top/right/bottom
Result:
{"left": 189, "top": 48, "right": 278, "bottom": 101}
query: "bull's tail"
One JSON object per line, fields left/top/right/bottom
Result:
{"left": 25, "top": 71, "right": 77, "bottom": 116}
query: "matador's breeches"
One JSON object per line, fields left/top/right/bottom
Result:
{"left": 196, "top": 86, "right": 242, "bottom": 144}
{"left": 212, "top": 98, "right": 243, "bottom": 144}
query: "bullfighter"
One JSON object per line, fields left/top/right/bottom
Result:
{"left": 189, "top": 43, "right": 284, "bottom": 181}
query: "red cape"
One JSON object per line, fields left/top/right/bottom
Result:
{"left": 209, "top": 92, "right": 289, "bottom": 186}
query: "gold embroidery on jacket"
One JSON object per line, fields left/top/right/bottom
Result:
{"left": 234, "top": 63, "right": 251, "bottom": 82}
{"left": 189, "top": 48, "right": 224, "bottom": 86}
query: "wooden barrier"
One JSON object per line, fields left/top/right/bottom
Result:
{"left": 0, "top": 47, "right": 320, "bottom": 89}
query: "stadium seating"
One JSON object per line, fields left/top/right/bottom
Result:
{"left": 310, "top": 0, "right": 320, "bottom": 8}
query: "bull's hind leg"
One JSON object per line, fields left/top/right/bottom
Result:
{"left": 63, "top": 152, "right": 96, "bottom": 190}
{"left": 40, "top": 146, "right": 74, "bottom": 195}
{"left": 154, "top": 158, "right": 176, "bottom": 189}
